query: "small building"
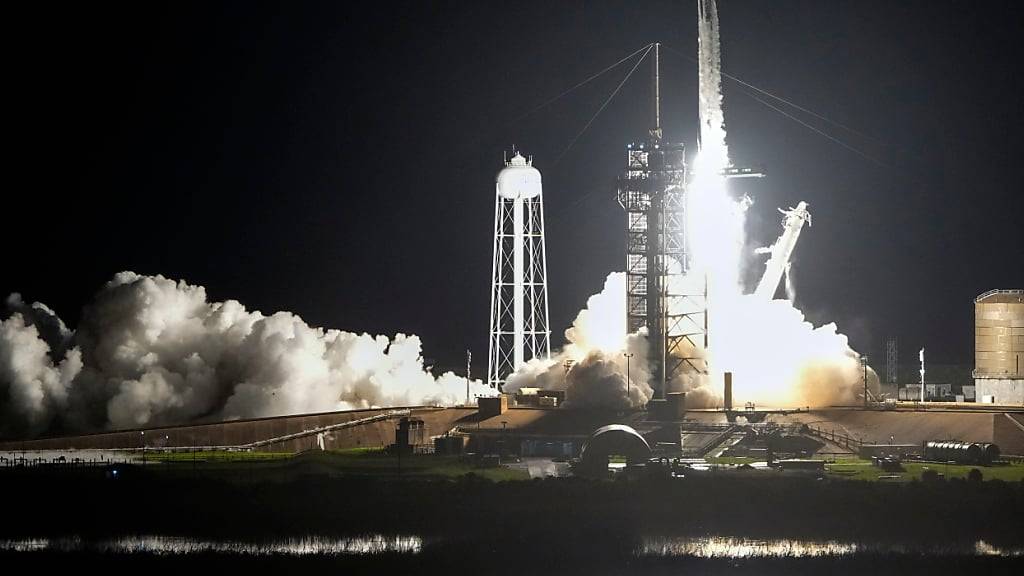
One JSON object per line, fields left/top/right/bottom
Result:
{"left": 394, "top": 417, "right": 427, "bottom": 454}
{"left": 515, "top": 388, "right": 561, "bottom": 408}
{"left": 538, "top": 390, "right": 565, "bottom": 404}
{"left": 520, "top": 438, "right": 576, "bottom": 457}
{"left": 478, "top": 395, "right": 509, "bottom": 418}
{"left": 515, "top": 388, "right": 540, "bottom": 407}
{"left": 898, "top": 383, "right": 953, "bottom": 401}
{"left": 959, "top": 385, "right": 976, "bottom": 402}
{"left": 434, "top": 435, "right": 468, "bottom": 455}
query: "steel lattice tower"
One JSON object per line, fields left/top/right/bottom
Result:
{"left": 886, "top": 337, "right": 898, "bottom": 386}
{"left": 488, "top": 151, "right": 551, "bottom": 389}
{"left": 617, "top": 44, "right": 708, "bottom": 400}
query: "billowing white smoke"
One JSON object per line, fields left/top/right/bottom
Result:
{"left": 504, "top": 273, "right": 654, "bottom": 410}
{"left": 501, "top": 271, "right": 875, "bottom": 410}
{"left": 0, "top": 295, "right": 82, "bottom": 436}
{"left": 668, "top": 295, "right": 878, "bottom": 408}
{"left": 0, "top": 272, "right": 492, "bottom": 436}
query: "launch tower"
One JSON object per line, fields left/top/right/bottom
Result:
{"left": 488, "top": 151, "right": 551, "bottom": 389}
{"left": 617, "top": 44, "right": 707, "bottom": 399}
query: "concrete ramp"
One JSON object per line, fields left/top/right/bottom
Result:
{"left": 786, "top": 410, "right": 1023, "bottom": 451}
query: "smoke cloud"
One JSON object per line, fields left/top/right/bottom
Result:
{"left": 503, "top": 271, "right": 875, "bottom": 411}
{"left": 504, "top": 273, "right": 654, "bottom": 410}
{"left": 0, "top": 296, "right": 82, "bottom": 436}
{"left": 1, "top": 272, "right": 492, "bottom": 437}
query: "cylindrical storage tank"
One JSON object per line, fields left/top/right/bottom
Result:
{"left": 965, "top": 443, "right": 982, "bottom": 464}
{"left": 979, "top": 443, "right": 1001, "bottom": 465}
{"left": 924, "top": 440, "right": 998, "bottom": 465}
{"left": 975, "top": 290, "right": 1024, "bottom": 378}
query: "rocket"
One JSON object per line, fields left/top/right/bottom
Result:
{"left": 754, "top": 201, "right": 812, "bottom": 300}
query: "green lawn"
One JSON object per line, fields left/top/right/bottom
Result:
{"left": 310, "top": 450, "right": 529, "bottom": 481}
{"left": 706, "top": 456, "right": 760, "bottom": 465}
{"left": 826, "top": 458, "right": 1024, "bottom": 482}
{"left": 144, "top": 448, "right": 529, "bottom": 482}
{"left": 142, "top": 450, "right": 294, "bottom": 463}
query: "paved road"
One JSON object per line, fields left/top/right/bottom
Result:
{"left": 505, "top": 457, "right": 572, "bottom": 478}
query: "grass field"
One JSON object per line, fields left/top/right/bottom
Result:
{"left": 706, "top": 456, "right": 760, "bottom": 465}
{"left": 825, "top": 458, "right": 1024, "bottom": 482}
{"left": 143, "top": 450, "right": 294, "bottom": 463}
{"left": 138, "top": 449, "right": 1024, "bottom": 483}
{"left": 144, "top": 448, "right": 529, "bottom": 482}
{"left": 305, "top": 450, "right": 529, "bottom": 481}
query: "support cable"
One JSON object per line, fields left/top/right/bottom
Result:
{"left": 554, "top": 43, "right": 654, "bottom": 166}
{"left": 741, "top": 89, "right": 888, "bottom": 167}
{"left": 509, "top": 43, "right": 653, "bottom": 125}
{"left": 662, "top": 43, "right": 886, "bottom": 162}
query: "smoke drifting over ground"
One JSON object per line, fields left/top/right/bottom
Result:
{"left": 504, "top": 273, "right": 654, "bottom": 410}
{"left": 504, "top": 271, "right": 876, "bottom": 411}
{"left": 1, "top": 272, "right": 491, "bottom": 437}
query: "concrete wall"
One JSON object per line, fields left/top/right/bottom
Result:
{"left": 994, "top": 413, "right": 1024, "bottom": 456}
{"left": 0, "top": 407, "right": 476, "bottom": 453}
{"left": 975, "top": 379, "right": 1024, "bottom": 405}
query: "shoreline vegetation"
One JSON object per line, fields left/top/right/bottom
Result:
{"left": 2, "top": 453, "right": 1021, "bottom": 541}
{"left": 3, "top": 451, "right": 1021, "bottom": 571}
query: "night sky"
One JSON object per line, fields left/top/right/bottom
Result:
{"left": 6, "top": 1, "right": 1022, "bottom": 375}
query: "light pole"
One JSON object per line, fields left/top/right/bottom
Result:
{"left": 466, "top": 350, "right": 472, "bottom": 406}
{"left": 623, "top": 352, "right": 634, "bottom": 408}
{"left": 140, "top": 431, "right": 145, "bottom": 465}
{"left": 919, "top": 347, "right": 926, "bottom": 405}
{"left": 860, "top": 355, "right": 869, "bottom": 408}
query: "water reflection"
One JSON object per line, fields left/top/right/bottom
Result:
{"left": 639, "top": 537, "right": 1023, "bottom": 558}
{"left": 0, "top": 534, "right": 421, "bottom": 556}
{"left": 4, "top": 534, "right": 1021, "bottom": 559}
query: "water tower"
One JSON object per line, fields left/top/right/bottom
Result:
{"left": 487, "top": 151, "right": 551, "bottom": 389}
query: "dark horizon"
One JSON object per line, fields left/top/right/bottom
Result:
{"left": 5, "top": 0, "right": 1022, "bottom": 373}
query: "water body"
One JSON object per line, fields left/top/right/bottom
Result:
{"left": 3, "top": 534, "right": 1021, "bottom": 559}
{"left": 638, "top": 536, "right": 1024, "bottom": 558}
{"left": 0, "top": 535, "right": 421, "bottom": 556}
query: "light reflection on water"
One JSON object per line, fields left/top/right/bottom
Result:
{"left": 639, "top": 537, "right": 1024, "bottom": 558}
{"left": 3, "top": 535, "right": 1021, "bottom": 558}
{"left": 0, "top": 534, "right": 421, "bottom": 556}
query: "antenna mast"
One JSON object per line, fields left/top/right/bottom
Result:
{"left": 650, "top": 42, "right": 662, "bottom": 141}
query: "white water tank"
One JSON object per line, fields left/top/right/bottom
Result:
{"left": 496, "top": 152, "right": 541, "bottom": 200}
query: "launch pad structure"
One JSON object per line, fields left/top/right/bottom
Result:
{"left": 617, "top": 43, "right": 707, "bottom": 400}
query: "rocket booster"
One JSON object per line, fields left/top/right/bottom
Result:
{"left": 754, "top": 201, "right": 812, "bottom": 300}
